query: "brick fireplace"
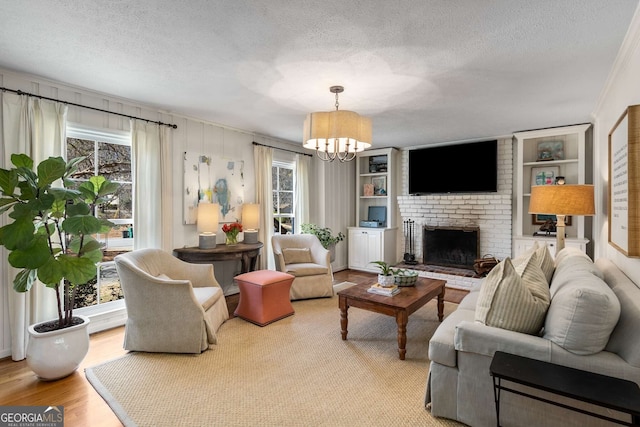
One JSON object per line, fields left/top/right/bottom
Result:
{"left": 395, "top": 138, "right": 513, "bottom": 290}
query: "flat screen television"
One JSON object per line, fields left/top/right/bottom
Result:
{"left": 408, "top": 140, "right": 498, "bottom": 194}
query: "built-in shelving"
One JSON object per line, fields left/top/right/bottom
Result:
{"left": 513, "top": 124, "right": 592, "bottom": 257}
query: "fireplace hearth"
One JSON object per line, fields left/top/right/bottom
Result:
{"left": 423, "top": 226, "right": 480, "bottom": 270}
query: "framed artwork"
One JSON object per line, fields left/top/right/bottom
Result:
{"left": 536, "top": 141, "right": 565, "bottom": 161}
{"left": 530, "top": 166, "right": 560, "bottom": 187}
{"left": 532, "top": 214, "right": 572, "bottom": 226}
{"left": 183, "top": 151, "right": 245, "bottom": 225}
{"left": 372, "top": 176, "right": 387, "bottom": 196}
{"left": 608, "top": 104, "right": 640, "bottom": 257}
{"left": 363, "top": 183, "right": 374, "bottom": 196}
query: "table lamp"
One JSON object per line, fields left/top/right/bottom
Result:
{"left": 529, "top": 184, "right": 595, "bottom": 252}
{"left": 242, "top": 203, "right": 260, "bottom": 244}
{"left": 197, "top": 201, "right": 219, "bottom": 249}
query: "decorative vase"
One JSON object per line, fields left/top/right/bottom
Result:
{"left": 225, "top": 234, "right": 238, "bottom": 245}
{"left": 378, "top": 274, "right": 395, "bottom": 287}
{"left": 26, "top": 315, "right": 90, "bottom": 381}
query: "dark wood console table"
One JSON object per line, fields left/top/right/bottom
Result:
{"left": 490, "top": 351, "right": 640, "bottom": 426}
{"left": 173, "top": 242, "right": 263, "bottom": 274}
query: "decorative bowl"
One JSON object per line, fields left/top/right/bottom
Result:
{"left": 394, "top": 270, "right": 418, "bottom": 287}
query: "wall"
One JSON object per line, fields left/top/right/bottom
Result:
{"left": 592, "top": 4, "right": 640, "bottom": 284}
{"left": 0, "top": 68, "right": 351, "bottom": 358}
{"left": 397, "top": 138, "right": 513, "bottom": 265}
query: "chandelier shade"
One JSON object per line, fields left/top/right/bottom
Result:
{"left": 302, "top": 86, "right": 372, "bottom": 162}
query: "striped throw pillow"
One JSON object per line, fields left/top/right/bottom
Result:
{"left": 475, "top": 256, "right": 551, "bottom": 335}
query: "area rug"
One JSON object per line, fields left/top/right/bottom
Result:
{"left": 86, "top": 296, "right": 465, "bottom": 427}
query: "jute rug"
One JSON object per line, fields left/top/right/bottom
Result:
{"left": 86, "top": 294, "right": 465, "bottom": 427}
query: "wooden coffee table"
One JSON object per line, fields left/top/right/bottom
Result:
{"left": 337, "top": 277, "right": 446, "bottom": 360}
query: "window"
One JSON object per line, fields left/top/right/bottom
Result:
{"left": 272, "top": 161, "right": 295, "bottom": 234}
{"left": 66, "top": 125, "right": 132, "bottom": 311}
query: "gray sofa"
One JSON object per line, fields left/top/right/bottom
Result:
{"left": 426, "top": 247, "right": 640, "bottom": 426}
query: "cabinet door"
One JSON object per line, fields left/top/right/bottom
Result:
{"left": 348, "top": 230, "right": 370, "bottom": 269}
{"left": 348, "top": 229, "right": 383, "bottom": 271}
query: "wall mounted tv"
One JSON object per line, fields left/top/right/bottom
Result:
{"left": 408, "top": 139, "right": 498, "bottom": 194}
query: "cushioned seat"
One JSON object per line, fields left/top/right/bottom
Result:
{"left": 271, "top": 234, "right": 334, "bottom": 300}
{"left": 234, "top": 270, "right": 295, "bottom": 326}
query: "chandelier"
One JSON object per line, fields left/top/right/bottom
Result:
{"left": 303, "top": 86, "right": 372, "bottom": 162}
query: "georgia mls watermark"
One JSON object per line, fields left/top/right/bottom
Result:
{"left": 0, "top": 406, "right": 63, "bottom": 427}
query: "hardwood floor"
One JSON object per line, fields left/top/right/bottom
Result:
{"left": 0, "top": 269, "right": 468, "bottom": 427}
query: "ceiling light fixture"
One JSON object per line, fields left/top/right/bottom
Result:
{"left": 303, "top": 85, "right": 372, "bottom": 162}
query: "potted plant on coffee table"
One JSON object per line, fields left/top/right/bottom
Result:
{"left": 370, "top": 261, "right": 396, "bottom": 287}
{"left": 0, "top": 154, "right": 119, "bottom": 380}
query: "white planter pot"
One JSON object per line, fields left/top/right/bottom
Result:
{"left": 377, "top": 274, "right": 395, "bottom": 287}
{"left": 27, "top": 315, "right": 90, "bottom": 381}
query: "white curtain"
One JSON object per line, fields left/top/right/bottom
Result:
{"left": 294, "top": 154, "right": 310, "bottom": 233}
{"left": 253, "top": 145, "right": 273, "bottom": 270}
{"left": 1, "top": 93, "right": 67, "bottom": 360}
{"left": 131, "top": 120, "right": 172, "bottom": 251}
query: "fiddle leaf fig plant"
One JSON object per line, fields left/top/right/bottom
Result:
{"left": 0, "top": 154, "right": 119, "bottom": 330}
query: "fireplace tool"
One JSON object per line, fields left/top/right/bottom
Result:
{"left": 403, "top": 219, "right": 418, "bottom": 265}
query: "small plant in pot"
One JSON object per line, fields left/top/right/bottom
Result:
{"left": 0, "top": 154, "right": 119, "bottom": 380}
{"left": 370, "top": 261, "right": 396, "bottom": 287}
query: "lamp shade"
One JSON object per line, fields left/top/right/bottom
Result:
{"left": 197, "top": 202, "right": 219, "bottom": 233}
{"left": 529, "top": 185, "right": 595, "bottom": 215}
{"left": 303, "top": 110, "right": 372, "bottom": 153}
{"left": 242, "top": 203, "right": 260, "bottom": 230}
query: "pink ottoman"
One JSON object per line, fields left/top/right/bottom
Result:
{"left": 234, "top": 270, "right": 295, "bottom": 326}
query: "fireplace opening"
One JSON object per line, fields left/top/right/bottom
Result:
{"left": 423, "top": 226, "right": 479, "bottom": 270}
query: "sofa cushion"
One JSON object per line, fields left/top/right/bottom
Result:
{"left": 282, "top": 248, "right": 313, "bottom": 264}
{"left": 553, "top": 250, "right": 604, "bottom": 284}
{"left": 544, "top": 270, "right": 620, "bottom": 355}
{"left": 554, "top": 246, "right": 594, "bottom": 268}
{"left": 475, "top": 256, "right": 550, "bottom": 334}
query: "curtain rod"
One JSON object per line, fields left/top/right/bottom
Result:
{"left": 252, "top": 141, "right": 312, "bottom": 157}
{"left": 1, "top": 87, "right": 178, "bottom": 129}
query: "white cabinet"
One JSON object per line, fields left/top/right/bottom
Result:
{"left": 513, "top": 235, "right": 589, "bottom": 258}
{"left": 513, "top": 124, "right": 593, "bottom": 257}
{"left": 348, "top": 228, "right": 397, "bottom": 272}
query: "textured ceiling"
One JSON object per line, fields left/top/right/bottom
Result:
{"left": 0, "top": 1, "right": 638, "bottom": 148}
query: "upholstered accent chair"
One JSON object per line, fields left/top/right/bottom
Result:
{"left": 114, "top": 248, "right": 229, "bottom": 354}
{"left": 271, "top": 234, "right": 334, "bottom": 300}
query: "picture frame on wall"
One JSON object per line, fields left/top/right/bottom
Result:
{"left": 608, "top": 104, "right": 640, "bottom": 257}
{"left": 372, "top": 176, "right": 387, "bottom": 196}
{"left": 530, "top": 166, "right": 560, "bottom": 187}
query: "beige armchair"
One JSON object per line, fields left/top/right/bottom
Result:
{"left": 114, "top": 248, "right": 229, "bottom": 354}
{"left": 271, "top": 234, "right": 334, "bottom": 300}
